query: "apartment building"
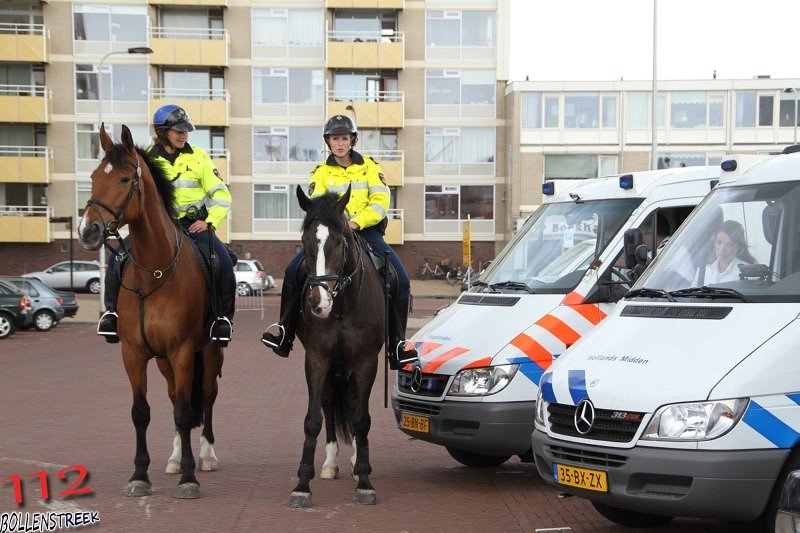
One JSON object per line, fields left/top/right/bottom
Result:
{"left": 0, "top": 0, "right": 511, "bottom": 276}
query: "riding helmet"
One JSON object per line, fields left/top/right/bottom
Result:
{"left": 153, "top": 104, "right": 195, "bottom": 133}
{"left": 323, "top": 114, "right": 357, "bottom": 140}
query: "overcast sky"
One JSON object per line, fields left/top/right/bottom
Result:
{"left": 509, "top": 0, "right": 800, "bottom": 82}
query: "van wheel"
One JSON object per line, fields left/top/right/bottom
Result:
{"left": 446, "top": 447, "right": 510, "bottom": 467}
{"left": 0, "top": 313, "right": 15, "bottom": 339}
{"left": 760, "top": 449, "right": 800, "bottom": 532}
{"left": 88, "top": 279, "right": 101, "bottom": 294}
{"left": 591, "top": 502, "right": 673, "bottom": 527}
{"left": 34, "top": 310, "right": 56, "bottom": 331}
{"left": 237, "top": 282, "right": 251, "bottom": 297}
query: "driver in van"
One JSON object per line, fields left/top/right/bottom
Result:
{"left": 694, "top": 219, "right": 756, "bottom": 285}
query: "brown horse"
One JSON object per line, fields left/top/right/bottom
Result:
{"left": 289, "top": 185, "right": 384, "bottom": 508}
{"left": 77, "top": 124, "right": 222, "bottom": 499}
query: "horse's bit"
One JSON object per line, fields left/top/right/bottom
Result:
{"left": 306, "top": 225, "right": 363, "bottom": 301}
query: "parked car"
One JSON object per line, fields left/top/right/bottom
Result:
{"left": 0, "top": 276, "right": 66, "bottom": 331}
{"left": 234, "top": 259, "right": 274, "bottom": 296}
{"left": 23, "top": 260, "right": 102, "bottom": 294}
{"left": 0, "top": 280, "right": 32, "bottom": 339}
{"left": 53, "top": 289, "right": 79, "bottom": 318}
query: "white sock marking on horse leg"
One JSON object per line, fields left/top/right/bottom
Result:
{"left": 199, "top": 435, "right": 218, "bottom": 471}
{"left": 166, "top": 431, "right": 181, "bottom": 473}
{"left": 320, "top": 441, "right": 339, "bottom": 479}
{"left": 351, "top": 437, "right": 358, "bottom": 480}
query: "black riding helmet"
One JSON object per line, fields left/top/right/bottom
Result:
{"left": 323, "top": 114, "right": 357, "bottom": 147}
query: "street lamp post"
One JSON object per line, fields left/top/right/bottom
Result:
{"left": 650, "top": 0, "right": 658, "bottom": 170}
{"left": 96, "top": 46, "right": 152, "bottom": 313}
{"left": 784, "top": 87, "right": 798, "bottom": 145}
{"left": 345, "top": 103, "right": 357, "bottom": 124}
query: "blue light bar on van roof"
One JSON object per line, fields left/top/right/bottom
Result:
{"left": 721, "top": 159, "right": 737, "bottom": 172}
{"left": 542, "top": 182, "right": 555, "bottom": 195}
{"left": 710, "top": 179, "right": 719, "bottom": 190}
{"left": 619, "top": 174, "right": 634, "bottom": 190}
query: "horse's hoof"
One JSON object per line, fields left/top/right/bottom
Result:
{"left": 165, "top": 460, "right": 181, "bottom": 474}
{"left": 174, "top": 483, "right": 201, "bottom": 499}
{"left": 289, "top": 492, "right": 311, "bottom": 508}
{"left": 355, "top": 489, "right": 377, "bottom": 505}
{"left": 124, "top": 480, "right": 153, "bottom": 497}
{"left": 320, "top": 465, "right": 339, "bottom": 480}
{"left": 200, "top": 458, "right": 218, "bottom": 472}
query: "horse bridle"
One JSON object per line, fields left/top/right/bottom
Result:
{"left": 306, "top": 223, "right": 364, "bottom": 301}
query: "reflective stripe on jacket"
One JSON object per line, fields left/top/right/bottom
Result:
{"left": 150, "top": 144, "right": 232, "bottom": 228}
{"left": 308, "top": 150, "right": 390, "bottom": 230}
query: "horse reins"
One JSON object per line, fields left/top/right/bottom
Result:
{"left": 305, "top": 223, "right": 365, "bottom": 318}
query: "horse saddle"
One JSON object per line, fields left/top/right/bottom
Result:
{"left": 186, "top": 237, "right": 237, "bottom": 293}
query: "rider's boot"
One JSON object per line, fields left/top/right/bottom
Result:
{"left": 261, "top": 282, "right": 299, "bottom": 357}
{"left": 97, "top": 263, "right": 121, "bottom": 344}
{"left": 210, "top": 268, "right": 236, "bottom": 347}
{"left": 388, "top": 296, "right": 418, "bottom": 370}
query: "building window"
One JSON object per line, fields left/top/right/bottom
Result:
{"left": 544, "top": 154, "right": 598, "bottom": 180}
{"left": 656, "top": 153, "right": 709, "bottom": 169}
{"left": 564, "top": 93, "right": 600, "bottom": 129}
{"left": 75, "top": 63, "right": 147, "bottom": 101}
{"left": 758, "top": 95, "right": 774, "bottom": 126}
{"left": 779, "top": 91, "right": 799, "bottom": 127}
{"left": 254, "top": 184, "right": 304, "bottom": 220}
{"left": 75, "top": 123, "right": 150, "bottom": 171}
{"left": 76, "top": 181, "right": 91, "bottom": 218}
{"left": 670, "top": 91, "right": 707, "bottom": 128}
{"left": 521, "top": 92, "right": 541, "bottom": 128}
{"left": 251, "top": 9, "right": 323, "bottom": 47}
{"left": 253, "top": 68, "right": 323, "bottom": 105}
{"left": 72, "top": 4, "right": 147, "bottom": 52}
{"left": 709, "top": 94, "right": 725, "bottom": 127}
{"left": 425, "top": 10, "right": 495, "bottom": 48}
{"left": 426, "top": 68, "right": 494, "bottom": 106}
{"left": 425, "top": 127, "right": 494, "bottom": 177}
{"left": 332, "top": 70, "right": 398, "bottom": 102}
{"left": 626, "top": 92, "right": 666, "bottom": 128}
{"left": 253, "top": 126, "right": 321, "bottom": 163}
{"left": 735, "top": 91, "right": 756, "bottom": 127}
{"left": 424, "top": 185, "right": 494, "bottom": 234}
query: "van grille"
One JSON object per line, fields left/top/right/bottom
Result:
{"left": 397, "top": 370, "right": 450, "bottom": 397}
{"left": 394, "top": 398, "right": 442, "bottom": 416}
{"left": 547, "top": 403, "right": 643, "bottom": 443}
{"left": 546, "top": 444, "right": 628, "bottom": 468}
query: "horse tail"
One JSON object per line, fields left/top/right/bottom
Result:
{"left": 190, "top": 350, "right": 205, "bottom": 428}
{"left": 329, "top": 365, "right": 353, "bottom": 443}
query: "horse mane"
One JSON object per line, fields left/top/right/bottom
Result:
{"left": 104, "top": 144, "right": 178, "bottom": 219}
{"left": 301, "top": 193, "right": 346, "bottom": 232}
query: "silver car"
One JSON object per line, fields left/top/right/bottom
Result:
{"left": 0, "top": 276, "right": 65, "bottom": 331}
{"left": 23, "top": 260, "right": 102, "bottom": 294}
{"left": 234, "top": 259, "right": 275, "bottom": 296}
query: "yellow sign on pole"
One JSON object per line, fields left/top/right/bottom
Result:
{"left": 462, "top": 216, "right": 471, "bottom": 269}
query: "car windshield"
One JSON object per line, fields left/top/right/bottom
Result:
{"left": 479, "top": 198, "right": 642, "bottom": 293}
{"left": 636, "top": 180, "right": 800, "bottom": 303}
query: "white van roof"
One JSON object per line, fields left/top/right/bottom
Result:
{"left": 721, "top": 150, "right": 800, "bottom": 187}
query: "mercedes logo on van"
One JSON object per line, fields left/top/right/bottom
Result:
{"left": 410, "top": 367, "right": 423, "bottom": 393}
{"left": 574, "top": 399, "right": 596, "bottom": 435}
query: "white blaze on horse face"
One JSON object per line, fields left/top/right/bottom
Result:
{"left": 314, "top": 223, "right": 333, "bottom": 316}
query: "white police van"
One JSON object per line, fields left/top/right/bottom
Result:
{"left": 392, "top": 164, "right": 746, "bottom": 468}
{"left": 532, "top": 148, "right": 800, "bottom": 529}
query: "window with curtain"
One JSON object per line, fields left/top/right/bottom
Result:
{"left": 544, "top": 154, "right": 598, "bottom": 179}
{"left": 627, "top": 92, "right": 649, "bottom": 129}
{"left": 670, "top": 91, "right": 707, "bottom": 128}
{"left": 601, "top": 96, "right": 617, "bottom": 128}
{"left": 521, "top": 92, "right": 542, "bottom": 128}
{"left": 461, "top": 11, "right": 495, "bottom": 46}
{"left": 253, "top": 127, "right": 320, "bottom": 162}
{"left": 76, "top": 181, "right": 91, "bottom": 218}
{"left": 254, "top": 184, "right": 305, "bottom": 220}
{"left": 545, "top": 96, "right": 559, "bottom": 128}
{"left": 426, "top": 69, "right": 494, "bottom": 106}
{"left": 253, "top": 68, "right": 322, "bottom": 105}
{"left": 564, "top": 93, "right": 599, "bottom": 129}
{"left": 779, "top": 91, "right": 798, "bottom": 127}
{"left": 736, "top": 91, "right": 756, "bottom": 127}
{"left": 75, "top": 64, "right": 146, "bottom": 101}
{"left": 73, "top": 4, "right": 147, "bottom": 44}
{"left": 251, "top": 9, "right": 323, "bottom": 46}
{"left": 76, "top": 123, "right": 150, "bottom": 162}
{"left": 709, "top": 94, "right": 724, "bottom": 127}
{"left": 425, "top": 10, "right": 494, "bottom": 47}
{"left": 425, "top": 127, "right": 494, "bottom": 165}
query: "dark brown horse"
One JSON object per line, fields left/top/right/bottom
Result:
{"left": 77, "top": 124, "right": 222, "bottom": 499}
{"left": 290, "top": 185, "right": 384, "bottom": 507}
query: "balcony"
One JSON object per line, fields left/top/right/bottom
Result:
{"left": 327, "top": 91, "right": 404, "bottom": 128}
{"left": 327, "top": 30, "right": 403, "bottom": 70}
{"left": 0, "top": 85, "right": 50, "bottom": 123}
{"left": 0, "top": 206, "right": 51, "bottom": 243}
{"left": 0, "top": 146, "right": 52, "bottom": 184}
{"left": 150, "top": 88, "right": 229, "bottom": 126}
{"left": 361, "top": 150, "right": 403, "bottom": 186}
{"left": 148, "top": 0, "right": 227, "bottom": 6}
{"left": 326, "top": 0, "right": 404, "bottom": 7}
{"left": 209, "top": 148, "right": 229, "bottom": 183}
{"left": 385, "top": 208, "right": 403, "bottom": 245}
{"left": 0, "top": 23, "right": 48, "bottom": 62}
{"left": 150, "top": 27, "right": 229, "bottom": 67}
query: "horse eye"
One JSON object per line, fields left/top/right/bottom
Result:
{"left": 121, "top": 176, "right": 131, "bottom": 183}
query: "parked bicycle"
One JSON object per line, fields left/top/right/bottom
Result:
{"left": 417, "top": 258, "right": 448, "bottom": 281}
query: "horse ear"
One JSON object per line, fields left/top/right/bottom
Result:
{"left": 99, "top": 123, "right": 114, "bottom": 154}
{"left": 296, "top": 184, "right": 312, "bottom": 212}
{"left": 120, "top": 125, "right": 135, "bottom": 154}
{"left": 336, "top": 184, "right": 351, "bottom": 214}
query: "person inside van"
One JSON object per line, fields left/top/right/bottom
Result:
{"left": 694, "top": 219, "right": 756, "bottom": 285}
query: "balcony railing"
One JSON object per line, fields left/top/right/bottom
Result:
{"left": 151, "top": 27, "right": 227, "bottom": 40}
{"left": 209, "top": 148, "right": 230, "bottom": 183}
{"left": 0, "top": 85, "right": 50, "bottom": 123}
{"left": 0, "top": 22, "right": 46, "bottom": 35}
{"left": 150, "top": 88, "right": 230, "bottom": 126}
{"left": 0, "top": 146, "right": 52, "bottom": 184}
{"left": 0, "top": 22, "right": 48, "bottom": 63}
{"left": 385, "top": 208, "right": 403, "bottom": 245}
{"left": 0, "top": 205, "right": 52, "bottom": 243}
{"left": 360, "top": 149, "right": 403, "bottom": 186}
{"left": 326, "top": 0, "right": 404, "bottom": 7}
{"left": 150, "top": 26, "right": 229, "bottom": 66}
{"left": 327, "top": 90, "right": 404, "bottom": 128}
{"left": 327, "top": 30, "right": 404, "bottom": 69}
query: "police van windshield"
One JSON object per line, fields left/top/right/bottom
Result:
{"left": 636, "top": 181, "right": 800, "bottom": 303}
{"left": 481, "top": 198, "right": 642, "bottom": 294}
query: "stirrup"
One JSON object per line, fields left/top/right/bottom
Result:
{"left": 394, "top": 340, "right": 419, "bottom": 365}
{"left": 210, "top": 317, "right": 232, "bottom": 344}
{"left": 260, "top": 323, "right": 286, "bottom": 349}
{"left": 97, "top": 310, "right": 119, "bottom": 344}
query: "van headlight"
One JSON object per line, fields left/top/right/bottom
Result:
{"left": 534, "top": 387, "right": 546, "bottom": 426}
{"left": 641, "top": 399, "right": 748, "bottom": 441}
{"left": 447, "top": 364, "right": 518, "bottom": 396}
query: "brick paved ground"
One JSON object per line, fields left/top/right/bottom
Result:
{"left": 0, "top": 299, "right": 760, "bottom": 532}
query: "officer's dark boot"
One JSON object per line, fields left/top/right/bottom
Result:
{"left": 210, "top": 269, "right": 236, "bottom": 347}
{"left": 261, "top": 282, "right": 299, "bottom": 357}
{"left": 97, "top": 265, "right": 121, "bottom": 344}
{"left": 388, "top": 296, "right": 418, "bottom": 370}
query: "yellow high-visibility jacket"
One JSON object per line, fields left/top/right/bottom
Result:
{"left": 308, "top": 150, "right": 390, "bottom": 230}
{"left": 149, "top": 144, "right": 232, "bottom": 228}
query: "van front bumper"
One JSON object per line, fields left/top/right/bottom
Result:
{"left": 532, "top": 429, "right": 788, "bottom": 522}
{"left": 392, "top": 393, "right": 534, "bottom": 456}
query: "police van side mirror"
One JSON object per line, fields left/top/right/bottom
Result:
{"left": 623, "top": 228, "right": 644, "bottom": 269}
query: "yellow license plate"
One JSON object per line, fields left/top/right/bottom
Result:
{"left": 401, "top": 413, "right": 430, "bottom": 433}
{"left": 554, "top": 463, "right": 608, "bottom": 492}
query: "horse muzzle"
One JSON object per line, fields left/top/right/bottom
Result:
{"left": 309, "top": 285, "right": 334, "bottom": 319}
{"left": 77, "top": 218, "right": 104, "bottom": 250}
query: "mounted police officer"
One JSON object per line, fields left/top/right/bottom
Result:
{"left": 261, "top": 114, "right": 418, "bottom": 369}
{"left": 97, "top": 104, "right": 237, "bottom": 346}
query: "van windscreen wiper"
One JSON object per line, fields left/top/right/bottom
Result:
{"left": 669, "top": 286, "right": 752, "bottom": 303}
{"left": 625, "top": 287, "right": 676, "bottom": 301}
{"left": 488, "top": 281, "right": 535, "bottom": 294}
